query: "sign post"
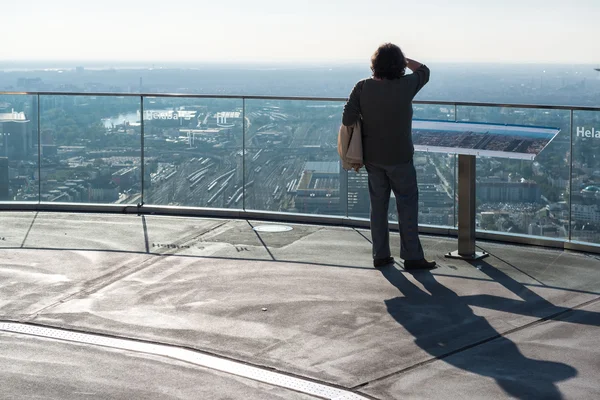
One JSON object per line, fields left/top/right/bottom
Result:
{"left": 409, "top": 119, "right": 561, "bottom": 261}
{"left": 446, "top": 154, "right": 488, "bottom": 260}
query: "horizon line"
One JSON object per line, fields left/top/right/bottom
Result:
{"left": 1, "top": 59, "right": 599, "bottom": 67}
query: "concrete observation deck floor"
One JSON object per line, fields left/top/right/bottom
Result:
{"left": 1, "top": 211, "right": 600, "bottom": 399}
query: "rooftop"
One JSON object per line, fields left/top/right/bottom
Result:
{"left": 0, "top": 110, "right": 27, "bottom": 122}
{"left": 1, "top": 211, "right": 599, "bottom": 399}
{"left": 304, "top": 161, "right": 340, "bottom": 174}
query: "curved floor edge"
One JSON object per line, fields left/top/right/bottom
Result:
{"left": 0, "top": 322, "right": 371, "bottom": 400}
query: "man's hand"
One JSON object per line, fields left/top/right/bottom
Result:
{"left": 406, "top": 58, "right": 423, "bottom": 72}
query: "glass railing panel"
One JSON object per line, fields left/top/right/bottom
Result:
{"left": 0, "top": 94, "right": 39, "bottom": 203}
{"left": 571, "top": 110, "right": 600, "bottom": 245}
{"left": 143, "top": 96, "right": 243, "bottom": 208}
{"left": 244, "top": 99, "right": 344, "bottom": 215}
{"left": 457, "top": 105, "right": 571, "bottom": 240}
{"left": 413, "top": 104, "right": 457, "bottom": 227}
{"left": 39, "top": 95, "right": 141, "bottom": 204}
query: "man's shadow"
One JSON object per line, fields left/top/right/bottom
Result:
{"left": 380, "top": 265, "right": 577, "bottom": 399}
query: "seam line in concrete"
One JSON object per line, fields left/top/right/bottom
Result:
{"left": 142, "top": 215, "right": 150, "bottom": 253}
{"left": 18, "top": 221, "right": 230, "bottom": 321}
{"left": 247, "top": 220, "right": 276, "bottom": 261}
{"left": 0, "top": 322, "right": 372, "bottom": 400}
{"left": 17, "top": 221, "right": 238, "bottom": 321}
{"left": 19, "top": 255, "right": 158, "bottom": 322}
{"left": 352, "top": 294, "right": 600, "bottom": 390}
{"left": 20, "top": 211, "right": 38, "bottom": 248}
{"left": 353, "top": 229, "right": 372, "bottom": 244}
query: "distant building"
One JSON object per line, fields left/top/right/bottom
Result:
{"left": 419, "top": 184, "right": 453, "bottom": 208}
{"left": 295, "top": 161, "right": 340, "bottom": 214}
{"left": 89, "top": 187, "right": 119, "bottom": 203}
{"left": 571, "top": 203, "right": 600, "bottom": 224}
{"left": 478, "top": 181, "right": 541, "bottom": 203}
{"left": 0, "top": 110, "right": 33, "bottom": 159}
{"left": 548, "top": 176, "right": 568, "bottom": 190}
{"left": 347, "top": 170, "right": 369, "bottom": 218}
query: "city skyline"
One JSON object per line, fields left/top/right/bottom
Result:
{"left": 3, "top": 0, "right": 600, "bottom": 64}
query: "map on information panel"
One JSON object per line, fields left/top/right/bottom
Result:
{"left": 411, "top": 120, "right": 561, "bottom": 160}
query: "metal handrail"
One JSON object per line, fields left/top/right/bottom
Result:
{"left": 1, "top": 90, "right": 600, "bottom": 112}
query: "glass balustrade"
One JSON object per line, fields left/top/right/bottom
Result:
{"left": 1, "top": 91, "right": 599, "bottom": 250}
{"left": 571, "top": 110, "right": 600, "bottom": 244}
{"left": 39, "top": 94, "right": 142, "bottom": 205}
{"left": 244, "top": 99, "right": 344, "bottom": 216}
{"left": 456, "top": 105, "right": 571, "bottom": 241}
{"left": 142, "top": 96, "right": 244, "bottom": 209}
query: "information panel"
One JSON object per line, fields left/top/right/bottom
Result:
{"left": 412, "top": 120, "right": 561, "bottom": 160}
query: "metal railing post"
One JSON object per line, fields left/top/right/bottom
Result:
{"left": 453, "top": 103, "right": 458, "bottom": 227}
{"left": 139, "top": 95, "right": 145, "bottom": 207}
{"left": 242, "top": 97, "right": 246, "bottom": 211}
{"left": 568, "top": 109, "right": 574, "bottom": 242}
{"left": 37, "top": 94, "right": 42, "bottom": 204}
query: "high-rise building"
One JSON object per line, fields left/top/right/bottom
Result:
{"left": 0, "top": 110, "right": 32, "bottom": 159}
{"left": 347, "top": 170, "right": 369, "bottom": 218}
{"left": 478, "top": 181, "right": 541, "bottom": 203}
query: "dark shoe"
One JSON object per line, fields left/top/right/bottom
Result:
{"left": 403, "top": 259, "right": 436, "bottom": 270}
{"left": 374, "top": 257, "right": 395, "bottom": 268}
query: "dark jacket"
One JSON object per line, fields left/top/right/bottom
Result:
{"left": 342, "top": 65, "right": 430, "bottom": 165}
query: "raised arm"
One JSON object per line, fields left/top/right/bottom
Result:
{"left": 406, "top": 58, "right": 430, "bottom": 96}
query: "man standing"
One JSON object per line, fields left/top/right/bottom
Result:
{"left": 343, "top": 43, "right": 436, "bottom": 270}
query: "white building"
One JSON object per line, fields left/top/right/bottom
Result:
{"left": 571, "top": 203, "right": 600, "bottom": 223}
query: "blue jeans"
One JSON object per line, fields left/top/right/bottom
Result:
{"left": 365, "top": 160, "right": 424, "bottom": 261}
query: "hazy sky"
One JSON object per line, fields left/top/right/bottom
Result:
{"left": 3, "top": 0, "right": 599, "bottom": 64}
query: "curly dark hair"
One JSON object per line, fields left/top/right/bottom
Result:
{"left": 370, "top": 43, "right": 407, "bottom": 80}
